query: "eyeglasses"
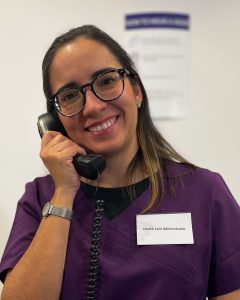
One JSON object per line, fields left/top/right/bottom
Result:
{"left": 49, "top": 68, "right": 130, "bottom": 117}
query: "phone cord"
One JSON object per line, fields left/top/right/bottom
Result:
{"left": 86, "top": 198, "right": 104, "bottom": 300}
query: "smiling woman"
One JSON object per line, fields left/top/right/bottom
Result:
{"left": 0, "top": 25, "right": 240, "bottom": 300}
{"left": 48, "top": 38, "right": 142, "bottom": 171}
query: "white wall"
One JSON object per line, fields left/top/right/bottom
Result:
{"left": 0, "top": 0, "right": 239, "bottom": 292}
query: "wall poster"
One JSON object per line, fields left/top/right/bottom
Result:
{"left": 124, "top": 13, "right": 190, "bottom": 119}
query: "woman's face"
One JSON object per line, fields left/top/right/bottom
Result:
{"left": 49, "top": 38, "right": 142, "bottom": 159}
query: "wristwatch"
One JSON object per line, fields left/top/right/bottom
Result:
{"left": 42, "top": 202, "right": 73, "bottom": 221}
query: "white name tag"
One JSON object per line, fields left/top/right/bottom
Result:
{"left": 136, "top": 213, "right": 194, "bottom": 245}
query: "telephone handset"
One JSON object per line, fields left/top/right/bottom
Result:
{"left": 37, "top": 113, "right": 106, "bottom": 180}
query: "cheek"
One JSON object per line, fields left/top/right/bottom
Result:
{"left": 121, "top": 93, "right": 137, "bottom": 114}
{"left": 59, "top": 114, "right": 83, "bottom": 136}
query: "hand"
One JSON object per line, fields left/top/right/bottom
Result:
{"left": 40, "top": 131, "right": 86, "bottom": 197}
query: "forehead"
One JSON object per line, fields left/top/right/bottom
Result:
{"left": 49, "top": 38, "right": 121, "bottom": 92}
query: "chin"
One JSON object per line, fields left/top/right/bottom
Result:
{"left": 85, "top": 144, "right": 122, "bottom": 157}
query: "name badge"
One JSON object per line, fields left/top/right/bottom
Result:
{"left": 136, "top": 213, "right": 194, "bottom": 245}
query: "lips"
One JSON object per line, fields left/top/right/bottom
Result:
{"left": 87, "top": 116, "right": 117, "bottom": 133}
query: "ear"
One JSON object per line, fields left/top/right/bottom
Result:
{"left": 132, "top": 80, "right": 143, "bottom": 105}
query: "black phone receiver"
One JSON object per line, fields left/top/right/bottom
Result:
{"left": 37, "top": 113, "right": 106, "bottom": 179}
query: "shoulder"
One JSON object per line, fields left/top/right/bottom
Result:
{"left": 163, "top": 161, "right": 221, "bottom": 188}
{"left": 24, "top": 174, "right": 54, "bottom": 193}
{"left": 163, "top": 161, "right": 238, "bottom": 207}
{"left": 19, "top": 175, "right": 55, "bottom": 211}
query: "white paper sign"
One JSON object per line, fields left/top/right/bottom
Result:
{"left": 124, "top": 13, "right": 190, "bottom": 119}
{"left": 136, "top": 213, "right": 194, "bottom": 245}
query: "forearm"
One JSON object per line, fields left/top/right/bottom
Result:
{"left": 1, "top": 193, "right": 73, "bottom": 300}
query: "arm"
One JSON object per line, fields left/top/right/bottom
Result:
{"left": 1, "top": 192, "right": 72, "bottom": 300}
{"left": 1, "top": 132, "right": 84, "bottom": 300}
{"left": 207, "top": 174, "right": 240, "bottom": 299}
{"left": 209, "top": 289, "right": 240, "bottom": 300}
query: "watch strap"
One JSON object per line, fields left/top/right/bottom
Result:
{"left": 42, "top": 202, "right": 73, "bottom": 221}
{"left": 51, "top": 206, "right": 73, "bottom": 221}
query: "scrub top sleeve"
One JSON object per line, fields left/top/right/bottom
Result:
{"left": 207, "top": 173, "right": 240, "bottom": 297}
{"left": 0, "top": 181, "right": 42, "bottom": 283}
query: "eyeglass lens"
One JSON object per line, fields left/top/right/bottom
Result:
{"left": 55, "top": 69, "right": 124, "bottom": 116}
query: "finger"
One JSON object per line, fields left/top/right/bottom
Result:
{"left": 43, "top": 134, "right": 86, "bottom": 156}
{"left": 40, "top": 133, "right": 86, "bottom": 162}
{"left": 60, "top": 144, "right": 86, "bottom": 158}
{"left": 41, "top": 130, "right": 63, "bottom": 148}
{"left": 46, "top": 137, "right": 74, "bottom": 153}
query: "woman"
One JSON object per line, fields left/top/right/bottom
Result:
{"left": 0, "top": 25, "right": 239, "bottom": 300}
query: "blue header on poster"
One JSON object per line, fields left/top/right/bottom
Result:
{"left": 125, "top": 13, "right": 190, "bottom": 30}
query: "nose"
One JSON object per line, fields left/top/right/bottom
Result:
{"left": 82, "top": 87, "right": 107, "bottom": 117}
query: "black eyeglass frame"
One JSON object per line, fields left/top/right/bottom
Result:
{"left": 48, "top": 68, "right": 130, "bottom": 117}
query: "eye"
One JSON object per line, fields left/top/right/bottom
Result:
{"left": 97, "top": 72, "right": 120, "bottom": 88}
{"left": 58, "top": 89, "right": 81, "bottom": 104}
{"left": 64, "top": 92, "right": 77, "bottom": 101}
{"left": 100, "top": 76, "right": 116, "bottom": 86}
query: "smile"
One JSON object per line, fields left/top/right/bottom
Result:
{"left": 87, "top": 116, "right": 117, "bottom": 133}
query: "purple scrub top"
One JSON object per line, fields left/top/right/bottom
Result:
{"left": 0, "top": 164, "right": 240, "bottom": 299}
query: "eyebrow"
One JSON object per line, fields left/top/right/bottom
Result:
{"left": 90, "top": 67, "right": 115, "bottom": 79}
{"left": 56, "top": 67, "right": 117, "bottom": 94}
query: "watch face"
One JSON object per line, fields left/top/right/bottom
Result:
{"left": 42, "top": 202, "right": 51, "bottom": 218}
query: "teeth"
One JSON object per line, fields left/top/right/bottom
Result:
{"left": 88, "top": 118, "right": 115, "bottom": 133}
